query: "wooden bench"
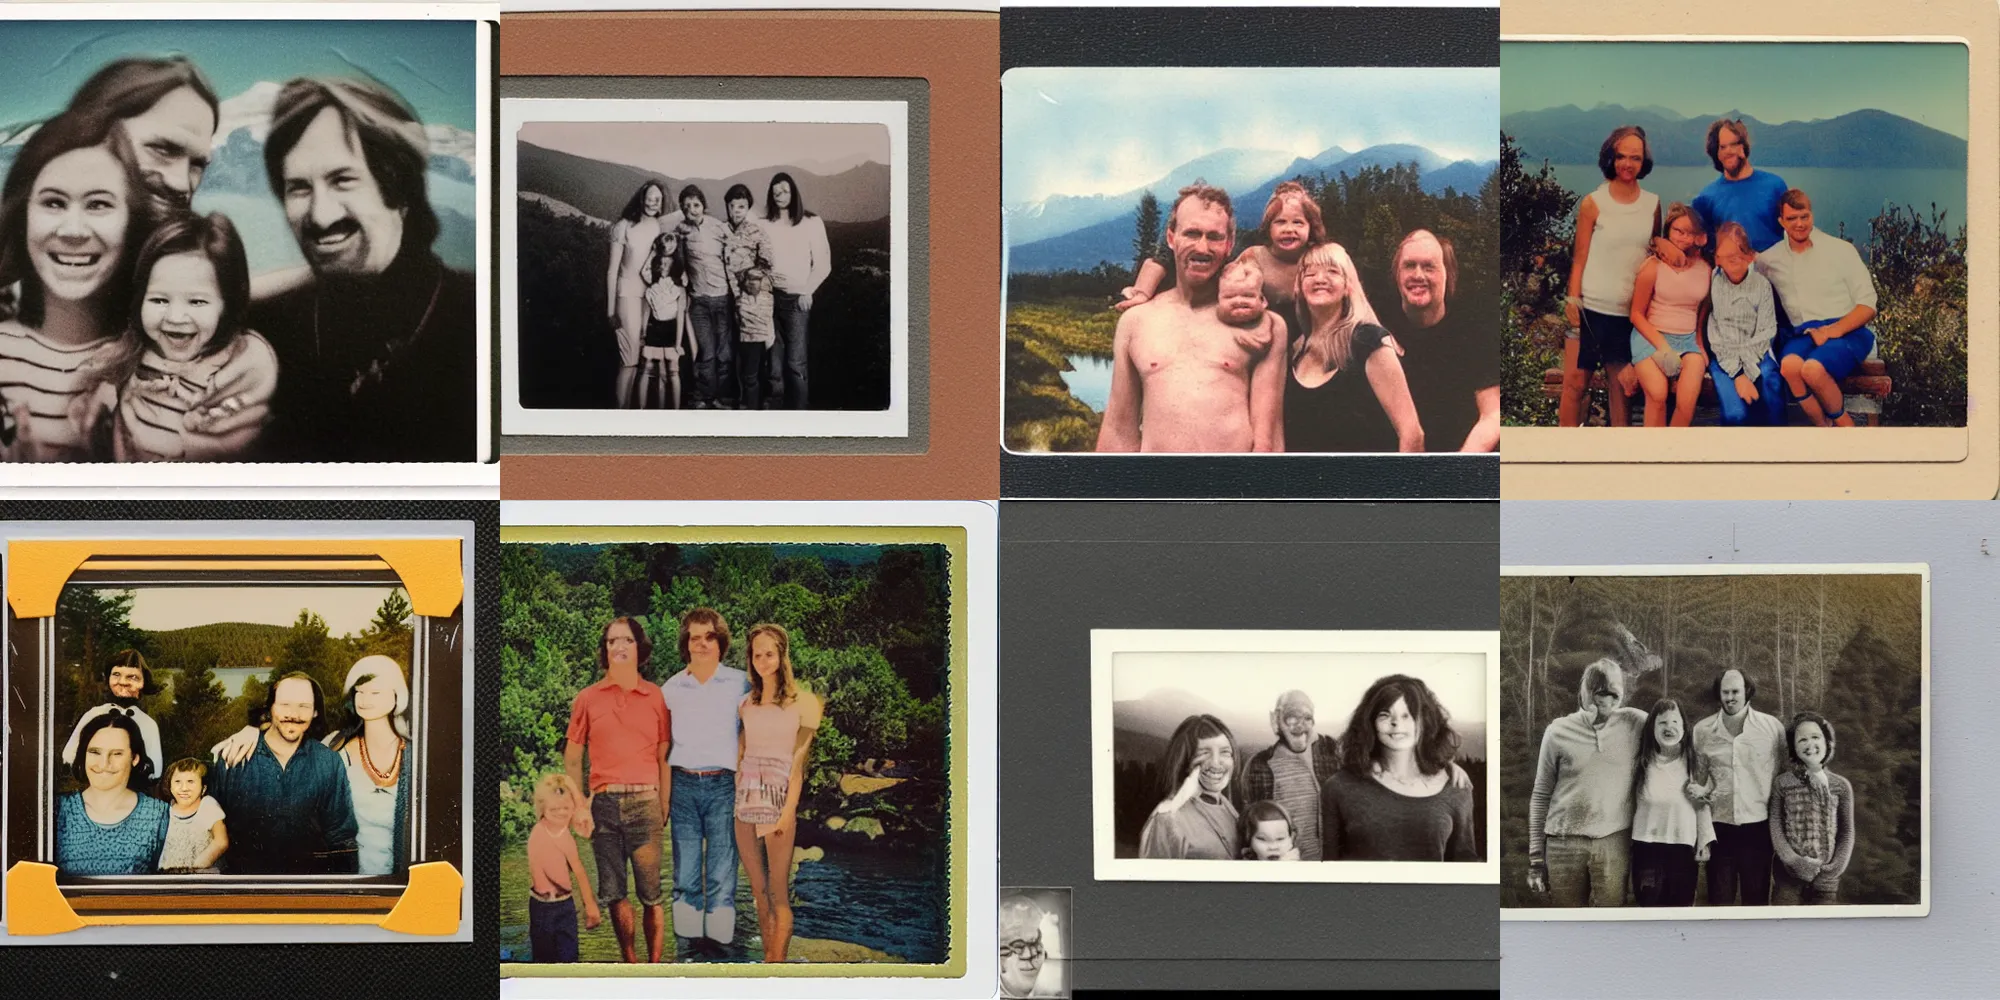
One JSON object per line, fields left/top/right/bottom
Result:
{"left": 1539, "top": 359, "right": 1890, "bottom": 426}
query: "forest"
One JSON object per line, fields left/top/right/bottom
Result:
{"left": 53, "top": 585, "right": 416, "bottom": 795}
{"left": 1499, "top": 573, "right": 1924, "bottom": 908}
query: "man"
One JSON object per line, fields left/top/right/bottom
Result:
{"left": 565, "top": 617, "right": 673, "bottom": 963}
{"left": 61, "top": 649, "right": 165, "bottom": 779}
{"left": 1237, "top": 691, "right": 1339, "bottom": 861}
{"left": 1654, "top": 117, "right": 1794, "bottom": 277}
{"left": 1390, "top": 230, "right": 1498, "bottom": 452}
{"left": 1757, "top": 190, "right": 1879, "bottom": 427}
{"left": 660, "top": 608, "right": 749, "bottom": 950}
{"left": 65, "top": 55, "right": 219, "bottom": 208}
{"left": 253, "top": 75, "right": 475, "bottom": 460}
{"left": 1096, "top": 182, "right": 1282, "bottom": 453}
{"left": 674, "top": 185, "right": 737, "bottom": 409}
{"left": 1527, "top": 659, "right": 1647, "bottom": 906}
{"left": 998, "top": 893, "right": 1051, "bottom": 998}
{"left": 207, "top": 672, "right": 359, "bottom": 873}
{"left": 1692, "top": 668, "right": 1787, "bottom": 906}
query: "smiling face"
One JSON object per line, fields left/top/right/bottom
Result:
{"left": 1396, "top": 233, "right": 1447, "bottom": 312}
{"left": 1653, "top": 706, "right": 1685, "bottom": 749}
{"left": 1268, "top": 197, "right": 1311, "bottom": 254}
{"left": 1167, "top": 197, "right": 1232, "bottom": 287}
{"left": 1718, "top": 670, "right": 1748, "bottom": 715}
{"left": 123, "top": 85, "right": 216, "bottom": 202}
{"left": 352, "top": 673, "right": 398, "bottom": 723}
{"left": 169, "top": 769, "right": 203, "bottom": 808}
{"left": 1792, "top": 720, "right": 1829, "bottom": 767}
{"left": 1780, "top": 200, "right": 1814, "bottom": 245}
{"left": 1300, "top": 257, "right": 1349, "bottom": 310}
{"left": 1666, "top": 213, "right": 1704, "bottom": 255}
{"left": 1192, "top": 733, "right": 1233, "bottom": 795}
{"left": 1274, "top": 694, "right": 1314, "bottom": 753}
{"left": 681, "top": 194, "right": 706, "bottom": 224}
{"left": 84, "top": 726, "right": 135, "bottom": 792}
{"left": 27, "top": 145, "right": 130, "bottom": 304}
{"left": 1375, "top": 696, "right": 1421, "bottom": 754}
{"left": 281, "top": 107, "right": 404, "bottom": 277}
{"left": 107, "top": 664, "right": 146, "bottom": 701}
{"left": 750, "top": 632, "right": 781, "bottom": 680}
{"left": 269, "top": 677, "right": 318, "bottom": 745}
{"left": 540, "top": 785, "right": 576, "bottom": 829}
{"left": 1251, "top": 818, "right": 1294, "bottom": 860}
{"left": 139, "top": 252, "right": 224, "bottom": 362}
{"left": 999, "top": 933, "right": 1044, "bottom": 994}
{"left": 603, "top": 621, "right": 638, "bottom": 672}
{"left": 1611, "top": 134, "right": 1645, "bottom": 183}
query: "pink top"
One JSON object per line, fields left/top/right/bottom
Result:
{"left": 527, "top": 820, "right": 578, "bottom": 897}
{"left": 740, "top": 696, "right": 804, "bottom": 762}
{"left": 1647, "top": 259, "right": 1708, "bottom": 335}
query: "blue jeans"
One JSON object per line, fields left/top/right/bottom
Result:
{"left": 1544, "top": 830, "right": 1631, "bottom": 907}
{"left": 669, "top": 768, "right": 737, "bottom": 942}
{"left": 689, "top": 294, "right": 735, "bottom": 405}
{"left": 529, "top": 895, "right": 578, "bottom": 962}
{"left": 771, "top": 291, "right": 811, "bottom": 409}
{"left": 1710, "top": 355, "right": 1786, "bottom": 426}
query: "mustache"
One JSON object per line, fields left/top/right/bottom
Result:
{"left": 302, "top": 218, "right": 362, "bottom": 244}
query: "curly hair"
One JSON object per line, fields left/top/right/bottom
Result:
{"left": 1341, "top": 674, "right": 1461, "bottom": 777}
{"left": 1785, "top": 711, "right": 1837, "bottom": 768}
{"left": 1156, "top": 714, "right": 1235, "bottom": 803}
{"left": 1705, "top": 118, "right": 1752, "bottom": 173}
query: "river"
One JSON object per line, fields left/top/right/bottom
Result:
{"left": 1059, "top": 354, "right": 1114, "bottom": 412}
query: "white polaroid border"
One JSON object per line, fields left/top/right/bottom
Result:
{"left": 1498, "top": 562, "right": 1933, "bottom": 921}
{"left": 0, "top": 516, "right": 478, "bottom": 945}
{"left": 499, "top": 98, "right": 911, "bottom": 440}
{"left": 998, "top": 886, "right": 1074, "bottom": 999}
{"left": 1089, "top": 628, "right": 1501, "bottom": 885}
{"left": 496, "top": 500, "right": 995, "bottom": 1000}
{"left": 0, "top": 3, "right": 498, "bottom": 489}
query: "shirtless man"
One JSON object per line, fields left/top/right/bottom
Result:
{"left": 1096, "top": 183, "right": 1283, "bottom": 452}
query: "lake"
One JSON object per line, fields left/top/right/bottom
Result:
{"left": 1060, "top": 354, "right": 1114, "bottom": 412}
{"left": 1546, "top": 164, "right": 1967, "bottom": 259}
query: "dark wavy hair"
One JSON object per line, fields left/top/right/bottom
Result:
{"left": 102, "top": 648, "right": 161, "bottom": 697}
{"left": 1706, "top": 117, "right": 1752, "bottom": 173}
{"left": 1156, "top": 713, "right": 1235, "bottom": 803}
{"left": 597, "top": 616, "right": 655, "bottom": 679}
{"left": 764, "top": 172, "right": 816, "bottom": 225}
{"left": 66, "top": 56, "right": 220, "bottom": 205}
{"left": 79, "top": 211, "right": 251, "bottom": 399}
{"left": 1597, "top": 125, "right": 1654, "bottom": 180}
{"left": 620, "top": 181, "right": 667, "bottom": 224}
{"left": 70, "top": 710, "right": 154, "bottom": 789}
{"left": 1341, "top": 674, "right": 1460, "bottom": 778}
{"left": 1785, "top": 711, "right": 1837, "bottom": 768}
{"left": 1630, "top": 698, "right": 1712, "bottom": 808}
{"left": 676, "top": 184, "right": 707, "bottom": 213}
{"left": 262, "top": 75, "right": 439, "bottom": 258}
{"left": 1710, "top": 668, "right": 1759, "bottom": 707}
{"left": 0, "top": 108, "right": 157, "bottom": 327}
{"left": 722, "top": 182, "right": 754, "bottom": 211}
{"left": 678, "top": 607, "right": 731, "bottom": 663}
{"left": 254, "top": 671, "right": 331, "bottom": 741}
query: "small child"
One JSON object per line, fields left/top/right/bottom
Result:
{"left": 1704, "top": 221, "right": 1784, "bottom": 427}
{"left": 1621, "top": 203, "right": 1711, "bottom": 427}
{"left": 157, "top": 757, "right": 228, "bottom": 873}
{"left": 1239, "top": 800, "right": 1301, "bottom": 861}
{"left": 1769, "top": 712, "right": 1855, "bottom": 905}
{"left": 527, "top": 772, "right": 601, "bottom": 961}
{"left": 642, "top": 232, "right": 690, "bottom": 410}
{"left": 735, "top": 267, "right": 777, "bottom": 410}
{"left": 1217, "top": 257, "right": 1285, "bottom": 358}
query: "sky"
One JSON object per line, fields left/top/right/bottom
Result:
{"left": 125, "top": 586, "right": 407, "bottom": 636}
{"left": 0, "top": 19, "right": 477, "bottom": 130}
{"left": 1002, "top": 66, "right": 1499, "bottom": 205}
{"left": 519, "top": 121, "right": 890, "bottom": 180}
{"left": 1113, "top": 651, "right": 1488, "bottom": 729}
{"left": 1501, "top": 42, "right": 1968, "bottom": 139}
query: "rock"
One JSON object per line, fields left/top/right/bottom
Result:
{"left": 793, "top": 845, "right": 824, "bottom": 865}
{"left": 826, "top": 816, "right": 847, "bottom": 830}
{"left": 843, "top": 816, "right": 885, "bottom": 840}
{"left": 839, "top": 774, "right": 905, "bottom": 796}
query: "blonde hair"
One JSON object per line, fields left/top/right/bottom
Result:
{"left": 1291, "top": 241, "right": 1381, "bottom": 375}
{"left": 533, "top": 772, "right": 582, "bottom": 819}
{"left": 745, "top": 623, "right": 799, "bottom": 707}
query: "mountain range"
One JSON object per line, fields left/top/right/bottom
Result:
{"left": 1005, "top": 142, "right": 1494, "bottom": 274}
{"left": 1112, "top": 685, "right": 1487, "bottom": 765}
{"left": 1502, "top": 104, "right": 1967, "bottom": 170}
{"left": 515, "top": 141, "right": 891, "bottom": 225}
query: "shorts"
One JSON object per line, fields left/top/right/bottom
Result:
{"left": 1779, "top": 323, "right": 1876, "bottom": 381}
{"left": 589, "top": 790, "right": 663, "bottom": 907}
{"left": 1630, "top": 331, "right": 1702, "bottom": 378}
{"left": 1573, "top": 308, "right": 1634, "bottom": 371}
{"left": 645, "top": 316, "right": 679, "bottom": 350}
{"left": 734, "top": 754, "right": 790, "bottom": 824}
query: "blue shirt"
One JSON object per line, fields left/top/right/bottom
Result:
{"left": 1693, "top": 169, "right": 1791, "bottom": 252}
{"left": 56, "top": 792, "right": 168, "bottom": 875}
{"left": 209, "top": 735, "right": 359, "bottom": 874}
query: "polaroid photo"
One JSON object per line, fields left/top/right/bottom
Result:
{"left": 1090, "top": 629, "right": 1500, "bottom": 885}
{"left": 0, "top": 3, "right": 496, "bottom": 489}
{"left": 1499, "top": 0, "right": 1999, "bottom": 498}
{"left": 1499, "top": 564, "right": 1931, "bottom": 920}
{"left": 998, "top": 887, "right": 1070, "bottom": 1000}
{"left": 499, "top": 98, "right": 909, "bottom": 439}
{"left": 0, "top": 519, "right": 476, "bottom": 944}
{"left": 496, "top": 500, "right": 994, "bottom": 999}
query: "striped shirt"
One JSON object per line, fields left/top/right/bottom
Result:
{"left": 0, "top": 322, "right": 118, "bottom": 459}
{"left": 1705, "top": 267, "right": 1780, "bottom": 377}
{"left": 120, "top": 346, "right": 227, "bottom": 460}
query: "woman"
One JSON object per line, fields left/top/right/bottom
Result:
{"left": 606, "top": 181, "right": 668, "bottom": 409}
{"left": 0, "top": 107, "right": 160, "bottom": 461}
{"left": 1282, "top": 241, "right": 1422, "bottom": 452}
{"left": 761, "top": 172, "right": 830, "bottom": 410}
{"left": 734, "top": 623, "right": 823, "bottom": 962}
{"left": 56, "top": 710, "right": 169, "bottom": 875}
{"left": 1320, "top": 674, "right": 1477, "bottom": 861}
{"left": 326, "top": 655, "right": 412, "bottom": 876}
{"left": 1769, "top": 711, "right": 1854, "bottom": 905}
{"left": 1137, "top": 714, "right": 1239, "bottom": 860}
{"left": 1627, "top": 698, "right": 1715, "bottom": 906}
{"left": 1559, "top": 125, "right": 1661, "bottom": 428}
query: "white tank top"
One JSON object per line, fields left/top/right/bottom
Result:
{"left": 1579, "top": 183, "right": 1661, "bottom": 315}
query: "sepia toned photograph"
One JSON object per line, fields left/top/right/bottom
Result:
{"left": 999, "top": 886, "right": 1071, "bottom": 999}
{"left": 501, "top": 98, "right": 908, "bottom": 439}
{"left": 1092, "top": 629, "right": 1498, "bottom": 884}
{"left": 0, "top": 14, "right": 484, "bottom": 464}
{"left": 1500, "top": 565, "right": 1930, "bottom": 919}
{"left": 1003, "top": 66, "right": 1499, "bottom": 456}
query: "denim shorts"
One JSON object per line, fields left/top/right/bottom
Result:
{"left": 589, "top": 790, "right": 663, "bottom": 907}
{"left": 1630, "top": 331, "right": 1702, "bottom": 377}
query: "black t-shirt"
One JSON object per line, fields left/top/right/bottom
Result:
{"left": 1393, "top": 303, "right": 1496, "bottom": 453}
{"left": 1284, "top": 322, "right": 1395, "bottom": 453}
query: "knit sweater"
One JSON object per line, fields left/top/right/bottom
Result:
{"left": 1769, "top": 768, "right": 1855, "bottom": 891}
{"left": 1321, "top": 769, "right": 1478, "bottom": 861}
{"left": 1528, "top": 706, "right": 1648, "bottom": 864}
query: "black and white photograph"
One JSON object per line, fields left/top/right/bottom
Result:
{"left": 501, "top": 98, "right": 909, "bottom": 439}
{"left": 0, "top": 9, "right": 488, "bottom": 470}
{"left": 1500, "top": 564, "right": 1930, "bottom": 919}
{"left": 1092, "top": 629, "right": 1498, "bottom": 884}
{"left": 998, "top": 887, "right": 1070, "bottom": 999}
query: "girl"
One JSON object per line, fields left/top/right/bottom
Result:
{"left": 1283, "top": 241, "right": 1421, "bottom": 453}
{"left": 1322, "top": 674, "right": 1477, "bottom": 861}
{"left": 1239, "top": 800, "right": 1301, "bottom": 860}
{"left": 157, "top": 757, "right": 228, "bottom": 873}
{"left": 1138, "top": 714, "right": 1239, "bottom": 860}
{"left": 1561, "top": 126, "right": 1660, "bottom": 428}
{"left": 1769, "top": 712, "right": 1855, "bottom": 905}
{"left": 607, "top": 181, "right": 669, "bottom": 408}
{"left": 735, "top": 623, "right": 823, "bottom": 962}
{"left": 1627, "top": 699, "right": 1714, "bottom": 906}
{"left": 641, "top": 230, "right": 691, "bottom": 409}
{"left": 1623, "top": 203, "right": 1711, "bottom": 427}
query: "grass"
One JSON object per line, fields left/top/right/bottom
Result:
{"left": 1003, "top": 297, "right": 1116, "bottom": 452}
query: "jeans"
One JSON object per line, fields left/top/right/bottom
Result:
{"left": 738, "top": 339, "right": 769, "bottom": 410}
{"left": 669, "top": 768, "right": 738, "bottom": 942}
{"left": 1544, "top": 830, "right": 1631, "bottom": 907}
{"left": 588, "top": 791, "right": 662, "bottom": 906}
{"left": 529, "top": 895, "right": 578, "bottom": 962}
{"left": 1630, "top": 840, "right": 1697, "bottom": 906}
{"left": 1772, "top": 865, "right": 1839, "bottom": 905}
{"left": 689, "top": 294, "right": 735, "bottom": 405}
{"left": 1710, "top": 356, "right": 1786, "bottom": 426}
{"left": 771, "top": 291, "right": 811, "bottom": 409}
{"left": 1706, "top": 820, "right": 1773, "bottom": 905}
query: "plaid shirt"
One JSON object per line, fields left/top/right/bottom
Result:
{"left": 1770, "top": 767, "right": 1854, "bottom": 888}
{"left": 722, "top": 219, "right": 774, "bottom": 297}
{"left": 1237, "top": 733, "right": 1341, "bottom": 810}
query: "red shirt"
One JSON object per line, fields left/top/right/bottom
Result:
{"left": 566, "top": 675, "right": 671, "bottom": 791}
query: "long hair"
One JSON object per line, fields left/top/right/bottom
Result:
{"left": 1157, "top": 714, "right": 1235, "bottom": 803}
{"left": 621, "top": 181, "right": 666, "bottom": 225}
{"left": 1340, "top": 674, "right": 1460, "bottom": 778}
{"left": 1259, "top": 181, "right": 1326, "bottom": 247}
{"left": 1597, "top": 125, "right": 1654, "bottom": 180}
{"left": 1289, "top": 241, "right": 1381, "bottom": 375}
{"left": 744, "top": 622, "right": 799, "bottom": 707}
{"left": 101, "top": 648, "right": 160, "bottom": 697}
{"left": 257, "top": 671, "right": 330, "bottom": 741}
{"left": 1629, "top": 698, "right": 1711, "bottom": 808}
{"left": 1785, "top": 711, "right": 1837, "bottom": 768}
{"left": 326, "top": 654, "right": 412, "bottom": 750}
{"left": 66, "top": 55, "right": 221, "bottom": 136}
{"left": 0, "top": 109, "right": 156, "bottom": 327}
{"left": 263, "top": 76, "right": 438, "bottom": 256}
{"left": 647, "top": 230, "right": 687, "bottom": 287}
{"left": 764, "top": 172, "right": 815, "bottom": 225}
{"left": 678, "top": 607, "right": 731, "bottom": 663}
{"left": 1661, "top": 202, "right": 1710, "bottom": 264}
{"left": 1705, "top": 117, "right": 1752, "bottom": 173}
{"left": 78, "top": 210, "right": 251, "bottom": 398}
{"left": 597, "top": 616, "right": 654, "bottom": 679}
{"left": 70, "top": 709, "right": 154, "bottom": 790}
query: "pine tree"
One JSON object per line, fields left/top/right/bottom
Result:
{"left": 1132, "top": 190, "right": 1161, "bottom": 271}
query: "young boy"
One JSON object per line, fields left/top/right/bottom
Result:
{"left": 1705, "top": 221, "right": 1785, "bottom": 426}
{"left": 528, "top": 772, "right": 602, "bottom": 962}
{"left": 158, "top": 757, "right": 229, "bottom": 873}
{"left": 1218, "top": 257, "right": 1284, "bottom": 355}
{"left": 735, "top": 267, "right": 778, "bottom": 410}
